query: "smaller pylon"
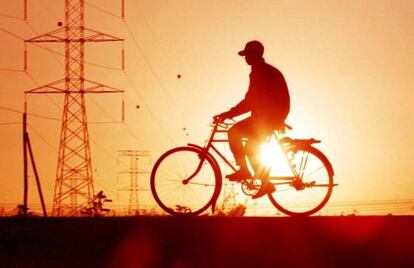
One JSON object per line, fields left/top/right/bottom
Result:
{"left": 118, "top": 150, "right": 150, "bottom": 215}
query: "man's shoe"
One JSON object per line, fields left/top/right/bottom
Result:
{"left": 252, "top": 183, "right": 275, "bottom": 199}
{"left": 226, "top": 169, "right": 251, "bottom": 182}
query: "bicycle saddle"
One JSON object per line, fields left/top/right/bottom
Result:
{"left": 277, "top": 123, "right": 292, "bottom": 134}
{"left": 280, "top": 137, "right": 321, "bottom": 146}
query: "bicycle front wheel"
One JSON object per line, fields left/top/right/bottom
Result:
{"left": 268, "top": 146, "right": 334, "bottom": 216}
{"left": 150, "top": 146, "right": 221, "bottom": 216}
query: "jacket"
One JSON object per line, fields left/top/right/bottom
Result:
{"left": 228, "top": 59, "right": 290, "bottom": 128}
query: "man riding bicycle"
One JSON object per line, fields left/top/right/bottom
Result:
{"left": 214, "top": 40, "right": 290, "bottom": 199}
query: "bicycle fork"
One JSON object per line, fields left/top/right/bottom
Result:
{"left": 182, "top": 149, "right": 209, "bottom": 185}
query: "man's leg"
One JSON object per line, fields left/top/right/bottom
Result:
{"left": 245, "top": 133, "right": 270, "bottom": 180}
{"left": 245, "top": 122, "right": 275, "bottom": 199}
{"left": 227, "top": 118, "right": 254, "bottom": 180}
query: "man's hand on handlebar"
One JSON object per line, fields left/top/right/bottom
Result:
{"left": 213, "top": 111, "right": 232, "bottom": 123}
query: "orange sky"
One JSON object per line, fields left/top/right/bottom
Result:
{"left": 0, "top": 0, "right": 413, "bottom": 215}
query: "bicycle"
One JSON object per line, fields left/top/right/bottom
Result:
{"left": 150, "top": 119, "right": 336, "bottom": 216}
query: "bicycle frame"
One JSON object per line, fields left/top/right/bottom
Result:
{"left": 185, "top": 120, "right": 303, "bottom": 187}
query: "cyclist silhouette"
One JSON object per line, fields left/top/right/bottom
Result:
{"left": 214, "top": 40, "right": 290, "bottom": 199}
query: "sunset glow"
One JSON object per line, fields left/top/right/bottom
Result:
{"left": 259, "top": 137, "right": 291, "bottom": 176}
{"left": 0, "top": 0, "right": 413, "bottom": 216}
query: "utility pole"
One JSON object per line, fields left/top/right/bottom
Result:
{"left": 22, "top": 106, "right": 48, "bottom": 217}
{"left": 118, "top": 150, "right": 150, "bottom": 215}
{"left": 24, "top": 0, "right": 124, "bottom": 216}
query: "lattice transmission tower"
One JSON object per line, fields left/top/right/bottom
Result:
{"left": 118, "top": 150, "right": 150, "bottom": 215}
{"left": 24, "top": 0, "right": 124, "bottom": 216}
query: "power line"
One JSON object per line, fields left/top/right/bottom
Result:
{"left": 0, "top": 68, "right": 25, "bottom": 72}
{"left": 123, "top": 22, "right": 184, "bottom": 116}
{"left": 39, "top": 0, "right": 59, "bottom": 23}
{"left": 84, "top": 1, "right": 122, "bottom": 19}
{"left": 0, "top": 26, "right": 25, "bottom": 40}
{"left": 1, "top": 16, "right": 123, "bottom": 73}
{"left": 26, "top": 39, "right": 124, "bottom": 71}
{"left": 26, "top": 110, "right": 123, "bottom": 202}
{"left": 21, "top": 3, "right": 133, "bottom": 195}
{"left": 25, "top": 22, "right": 65, "bottom": 70}
{"left": 120, "top": 13, "right": 203, "bottom": 140}
{"left": 0, "top": 105, "right": 59, "bottom": 121}
{"left": 71, "top": 4, "right": 182, "bottom": 147}
{"left": 2, "top": 16, "right": 140, "bottom": 169}
{"left": 23, "top": 21, "right": 125, "bottom": 127}
{"left": 30, "top": 0, "right": 125, "bottom": 72}
{"left": 0, "top": 105, "right": 122, "bottom": 124}
{"left": 0, "top": 12, "right": 23, "bottom": 21}
{"left": 87, "top": 94, "right": 146, "bottom": 147}
{"left": 0, "top": 25, "right": 123, "bottom": 72}
{"left": 27, "top": 124, "right": 58, "bottom": 152}
{"left": 26, "top": 73, "right": 62, "bottom": 112}
{"left": 23, "top": 0, "right": 125, "bottom": 216}
{"left": 2, "top": 7, "right": 186, "bottom": 146}
{"left": 0, "top": 122, "right": 21, "bottom": 125}
{"left": 122, "top": 70, "right": 178, "bottom": 145}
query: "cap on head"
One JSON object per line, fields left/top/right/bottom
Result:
{"left": 238, "top": 40, "right": 264, "bottom": 57}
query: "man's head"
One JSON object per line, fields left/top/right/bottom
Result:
{"left": 238, "top": 40, "right": 264, "bottom": 65}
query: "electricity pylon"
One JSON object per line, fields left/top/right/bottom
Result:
{"left": 25, "top": 0, "right": 124, "bottom": 216}
{"left": 118, "top": 150, "right": 150, "bottom": 215}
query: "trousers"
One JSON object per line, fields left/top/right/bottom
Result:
{"left": 228, "top": 117, "right": 279, "bottom": 176}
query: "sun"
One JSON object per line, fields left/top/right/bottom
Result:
{"left": 259, "top": 137, "right": 291, "bottom": 176}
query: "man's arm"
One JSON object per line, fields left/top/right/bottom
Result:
{"left": 214, "top": 91, "right": 251, "bottom": 120}
{"left": 226, "top": 98, "right": 250, "bottom": 118}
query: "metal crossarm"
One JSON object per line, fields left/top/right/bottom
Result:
{"left": 26, "top": 27, "right": 123, "bottom": 43}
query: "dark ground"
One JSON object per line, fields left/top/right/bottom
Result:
{"left": 0, "top": 216, "right": 413, "bottom": 268}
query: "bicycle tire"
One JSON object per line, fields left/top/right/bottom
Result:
{"left": 267, "top": 146, "right": 334, "bottom": 216}
{"left": 150, "top": 146, "right": 222, "bottom": 216}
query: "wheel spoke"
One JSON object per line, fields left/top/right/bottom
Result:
{"left": 302, "top": 165, "right": 324, "bottom": 179}
{"left": 151, "top": 147, "right": 221, "bottom": 216}
{"left": 268, "top": 146, "right": 334, "bottom": 216}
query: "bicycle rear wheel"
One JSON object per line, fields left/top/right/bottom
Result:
{"left": 150, "top": 146, "right": 221, "bottom": 216}
{"left": 268, "top": 146, "right": 334, "bottom": 216}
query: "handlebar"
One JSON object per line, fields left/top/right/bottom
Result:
{"left": 212, "top": 118, "right": 235, "bottom": 129}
